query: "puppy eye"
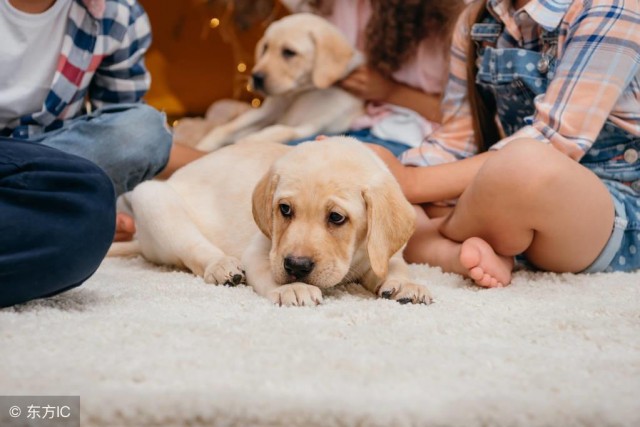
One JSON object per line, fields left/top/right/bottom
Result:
{"left": 282, "top": 48, "right": 297, "bottom": 59}
{"left": 328, "top": 212, "right": 346, "bottom": 225}
{"left": 279, "top": 203, "right": 293, "bottom": 217}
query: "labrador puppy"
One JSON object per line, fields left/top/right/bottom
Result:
{"left": 195, "top": 13, "right": 364, "bottom": 152}
{"left": 110, "top": 137, "right": 431, "bottom": 306}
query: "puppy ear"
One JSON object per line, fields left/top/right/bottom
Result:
{"left": 254, "top": 36, "right": 266, "bottom": 64}
{"left": 252, "top": 169, "right": 279, "bottom": 238}
{"left": 363, "top": 179, "right": 416, "bottom": 278}
{"left": 310, "top": 23, "right": 354, "bottom": 89}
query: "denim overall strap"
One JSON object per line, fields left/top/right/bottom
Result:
{"left": 470, "top": 15, "right": 503, "bottom": 47}
{"left": 472, "top": 15, "right": 559, "bottom": 138}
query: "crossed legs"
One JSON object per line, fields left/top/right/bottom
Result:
{"left": 405, "top": 139, "right": 615, "bottom": 287}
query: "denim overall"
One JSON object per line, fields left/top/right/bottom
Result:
{"left": 471, "top": 15, "right": 640, "bottom": 272}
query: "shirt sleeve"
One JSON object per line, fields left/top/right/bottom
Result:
{"left": 492, "top": 1, "right": 640, "bottom": 161}
{"left": 400, "top": 5, "right": 479, "bottom": 167}
{"left": 88, "top": 1, "right": 152, "bottom": 108}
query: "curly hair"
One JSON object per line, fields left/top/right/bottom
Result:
{"left": 309, "top": 0, "right": 465, "bottom": 77}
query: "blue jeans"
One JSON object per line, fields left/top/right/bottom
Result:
{"left": 0, "top": 139, "right": 116, "bottom": 307}
{"left": 23, "top": 103, "right": 173, "bottom": 196}
{"left": 288, "top": 128, "right": 412, "bottom": 157}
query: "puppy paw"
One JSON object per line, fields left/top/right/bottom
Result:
{"left": 377, "top": 279, "right": 432, "bottom": 305}
{"left": 236, "top": 134, "right": 262, "bottom": 145}
{"left": 196, "top": 129, "right": 228, "bottom": 152}
{"left": 204, "top": 256, "right": 246, "bottom": 286}
{"left": 268, "top": 283, "right": 323, "bottom": 307}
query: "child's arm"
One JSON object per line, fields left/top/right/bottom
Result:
{"left": 368, "top": 144, "right": 494, "bottom": 204}
{"left": 385, "top": 82, "right": 442, "bottom": 123}
{"left": 88, "top": 2, "right": 152, "bottom": 107}
{"left": 339, "top": 66, "right": 442, "bottom": 122}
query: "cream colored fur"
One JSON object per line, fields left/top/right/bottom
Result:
{"left": 196, "top": 13, "right": 364, "bottom": 152}
{"left": 109, "top": 138, "right": 431, "bottom": 306}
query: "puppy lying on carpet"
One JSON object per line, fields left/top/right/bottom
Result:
{"left": 109, "top": 138, "right": 431, "bottom": 306}
{"left": 196, "top": 13, "right": 363, "bottom": 152}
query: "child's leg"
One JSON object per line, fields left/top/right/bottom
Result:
{"left": 439, "top": 139, "right": 615, "bottom": 282}
{"left": 405, "top": 139, "right": 616, "bottom": 286}
{"left": 405, "top": 207, "right": 513, "bottom": 287}
{"left": 35, "top": 103, "right": 173, "bottom": 196}
{"left": 0, "top": 139, "right": 115, "bottom": 307}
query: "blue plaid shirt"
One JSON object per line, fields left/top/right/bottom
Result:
{"left": 1, "top": 0, "right": 152, "bottom": 139}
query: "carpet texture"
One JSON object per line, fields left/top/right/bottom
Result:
{"left": 1, "top": 257, "right": 639, "bottom": 427}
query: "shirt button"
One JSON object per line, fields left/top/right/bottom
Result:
{"left": 623, "top": 148, "right": 638, "bottom": 164}
{"left": 631, "top": 180, "right": 640, "bottom": 192}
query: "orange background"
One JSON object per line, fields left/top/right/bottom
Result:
{"left": 139, "top": 0, "right": 289, "bottom": 117}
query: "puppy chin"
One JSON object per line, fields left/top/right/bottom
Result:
{"left": 271, "top": 268, "right": 293, "bottom": 285}
{"left": 307, "top": 268, "right": 352, "bottom": 289}
{"left": 264, "top": 80, "right": 312, "bottom": 97}
{"left": 261, "top": 85, "right": 289, "bottom": 97}
{"left": 271, "top": 265, "right": 350, "bottom": 289}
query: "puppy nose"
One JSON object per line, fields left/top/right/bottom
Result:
{"left": 251, "top": 72, "right": 266, "bottom": 91}
{"left": 284, "top": 256, "right": 315, "bottom": 280}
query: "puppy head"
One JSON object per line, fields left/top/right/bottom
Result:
{"left": 252, "top": 137, "right": 415, "bottom": 288}
{"left": 251, "top": 13, "right": 355, "bottom": 95}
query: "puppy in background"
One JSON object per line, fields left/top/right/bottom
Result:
{"left": 110, "top": 138, "right": 431, "bottom": 307}
{"left": 196, "top": 13, "right": 363, "bottom": 151}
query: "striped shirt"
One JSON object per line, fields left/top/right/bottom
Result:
{"left": 1, "top": 0, "right": 151, "bottom": 139}
{"left": 401, "top": 0, "right": 640, "bottom": 166}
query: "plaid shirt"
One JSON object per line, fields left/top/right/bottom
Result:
{"left": 1, "top": 0, "right": 151, "bottom": 139}
{"left": 402, "top": 0, "right": 640, "bottom": 166}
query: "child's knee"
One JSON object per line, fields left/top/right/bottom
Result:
{"left": 117, "top": 104, "right": 172, "bottom": 156}
{"left": 102, "top": 104, "right": 173, "bottom": 192}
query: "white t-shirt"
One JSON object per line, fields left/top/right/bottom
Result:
{"left": 0, "top": 0, "right": 72, "bottom": 129}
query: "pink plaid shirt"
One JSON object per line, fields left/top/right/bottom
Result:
{"left": 401, "top": 0, "right": 640, "bottom": 166}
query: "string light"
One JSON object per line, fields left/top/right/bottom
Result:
{"left": 200, "top": 0, "right": 282, "bottom": 100}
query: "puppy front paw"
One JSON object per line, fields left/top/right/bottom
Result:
{"left": 236, "top": 134, "right": 262, "bottom": 145}
{"left": 377, "top": 279, "right": 432, "bottom": 305}
{"left": 204, "top": 256, "right": 246, "bottom": 286}
{"left": 268, "top": 283, "right": 323, "bottom": 307}
{"left": 196, "top": 129, "right": 228, "bottom": 152}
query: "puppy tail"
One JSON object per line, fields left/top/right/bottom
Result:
{"left": 107, "top": 240, "right": 141, "bottom": 258}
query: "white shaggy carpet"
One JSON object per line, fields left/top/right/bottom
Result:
{"left": 1, "top": 257, "right": 640, "bottom": 427}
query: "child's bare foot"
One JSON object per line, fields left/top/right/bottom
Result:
{"left": 114, "top": 212, "right": 136, "bottom": 242}
{"left": 459, "top": 237, "right": 513, "bottom": 287}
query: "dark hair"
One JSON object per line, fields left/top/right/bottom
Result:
{"left": 310, "top": 0, "right": 465, "bottom": 77}
{"left": 465, "top": 1, "right": 500, "bottom": 152}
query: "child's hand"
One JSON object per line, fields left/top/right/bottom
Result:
{"left": 365, "top": 144, "right": 408, "bottom": 188}
{"left": 339, "top": 66, "right": 395, "bottom": 102}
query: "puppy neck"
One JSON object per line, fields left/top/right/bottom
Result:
{"left": 343, "top": 50, "right": 365, "bottom": 78}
